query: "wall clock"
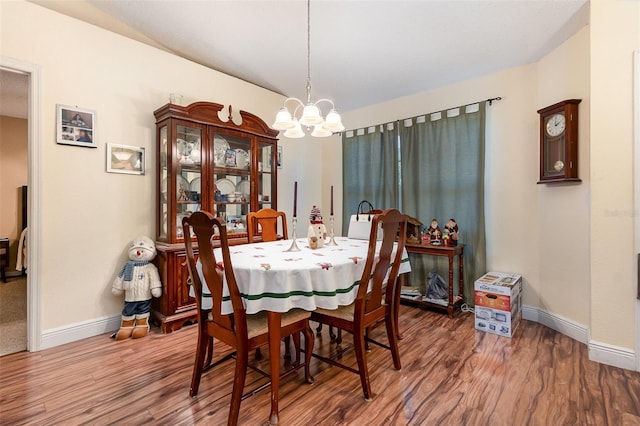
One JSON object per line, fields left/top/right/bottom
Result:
{"left": 537, "top": 99, "right": 581, "bottom": 183}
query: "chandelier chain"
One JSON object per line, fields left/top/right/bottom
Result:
{"left": 271, "top": 0, "right": 344, "bottom": 137}
{"left": 306, "top": 0, "right": 312, "bottom": 104}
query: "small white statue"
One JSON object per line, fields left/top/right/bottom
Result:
{"left": 307, "top": 205, "right": 327, "bottom": 249}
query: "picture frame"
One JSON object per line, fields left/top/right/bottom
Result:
{"left": 106, "top": 143, "right": 145, "bottom": 175}
{"left": 56, "top": 104, "right": 97, "bottom": 148}
{"left": 277, "top": 145, "right": 283, "bottom": 169}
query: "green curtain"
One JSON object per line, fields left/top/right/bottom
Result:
{"left": 342, "top": 124, "right": 399, "bottom": 235}
{"left": 400, "top": 103, "right": 487, "bottom": 304}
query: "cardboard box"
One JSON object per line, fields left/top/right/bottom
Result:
{"left": 474, "top": 272, "right": 522, "bottom": 338}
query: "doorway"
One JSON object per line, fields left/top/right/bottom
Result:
{"left": 0, "top": 69, "right": 28, "bottom": 355}
{"left": 0, "top": 56, "right": 41, "bottom": 353}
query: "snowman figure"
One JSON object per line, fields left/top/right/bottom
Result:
{"left": 307, "top": 205, "right": 327, "bottom": 249}
{"left": 112, "top": 236, "right": 162, "bottom": 340}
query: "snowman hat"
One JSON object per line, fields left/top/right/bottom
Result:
{"left": 309, "top": 205, "right": 323, "bottom": 223}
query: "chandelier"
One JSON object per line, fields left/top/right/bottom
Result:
{"left": 271, "top": 0, "right": 344, "bottom": 138}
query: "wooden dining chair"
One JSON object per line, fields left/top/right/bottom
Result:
{"left": 246, "top": 208, "right": 294, "bottom": 360}
{"left": 311, "top": 208, "right": 408, "bottom": 401}
{"left": 183, "top": 211, "right": 314, "bottom": 426}
{"left": 246, "top": 208, "right": 288, "bottom": 243}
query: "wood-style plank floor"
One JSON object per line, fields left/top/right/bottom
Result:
{"left": 1, "top": 306, "right": 639, "bottom": 425}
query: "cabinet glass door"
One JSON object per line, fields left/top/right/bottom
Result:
{"left": 174, "top": 124, "right": 202, "bottom": 239}
{"left": 212, "top": 131, "right": 251, "bottom": 236}
{"left": 159, "top": 125, "right": 169, "bottom": 240}
{"left": 257, "top": 141, "right": 275, "bottom": 210}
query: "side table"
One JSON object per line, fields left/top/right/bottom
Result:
{"left": 401, "top": 242, "right": 464, "bottom": 317}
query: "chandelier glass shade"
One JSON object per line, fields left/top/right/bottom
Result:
{"left": 272, "top": 0, "right": 344, "bottom": 138}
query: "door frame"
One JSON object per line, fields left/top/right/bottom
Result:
{"left": 634, "top": 50, "right": 640, "bottom": 372}
{"left": 1, "top": 56, "right": 42, "bottom": 352}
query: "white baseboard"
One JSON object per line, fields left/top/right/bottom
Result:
{"left": 41, "top": 315, "right": 121, "bottom": 350}
{"left": 522, "top": 305, "right": 589, "bottom": 344}
{"left": 522, "top": 305, "right": 637, "bottom": 371}
{"left": 588, "top": 340, "right": 637, "bottom": 371}
{"left": 39, "top": 305, "right": 638, "bottom": 372}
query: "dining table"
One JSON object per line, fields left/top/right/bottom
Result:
{"left": 195, "top": 236, "right": 411, "bottom": 424}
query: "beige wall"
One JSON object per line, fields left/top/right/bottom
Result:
{"left": 326, "top": 1, "right": 638, "bottom": 357}
{"left": 0, "top": 1, "right": 295, "bottom": 332}
{"left": 589, "top": 1, "right": 639, "bottom": 350}
{"left": 536, "top": 28, "right": 591, "bottom": 327}
{"left": 0, "top": 115, "right": 28, "bottom": 269}
{"left": 328, "top": 31, "right": 592, "bottom": 323}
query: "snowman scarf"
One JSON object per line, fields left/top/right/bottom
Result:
{"left": 118, "top": 261, "right": 150, "bottom": 282}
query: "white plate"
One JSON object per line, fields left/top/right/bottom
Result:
{"left": 190, "top": 139, "right": 202, "bottom": 163}
{"left": 215, "top": 178, "right": 235, "bottom": 195}
{"left": 236, "top": 180, "right": 250, "bottom": 196}
{"left": 190, "top": 177, "right": 201, "bottom": 193}
{"left": 234, "top": 149, "right": 249, "bottom": 169}
{"left": 177, "top": 139, "right": 192, "bottom": 157}
{"left": 214, "top": 135, "right": 230, "bottom": 166}
{"left": 189, "top": 178, "right": 201, "bottom": 194}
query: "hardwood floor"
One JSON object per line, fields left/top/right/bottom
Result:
{"left": 1, "top": 306, "right": 639, "bottom": 425}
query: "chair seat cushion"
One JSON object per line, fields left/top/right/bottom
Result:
{"left": 314, "top": 304, "right": 356, "bottom": 322}
{"left": 246, "top": 309, "right": 311, "bottom": 339}
{"left": 314, "top": 299, "right": 389, "bottom": 324}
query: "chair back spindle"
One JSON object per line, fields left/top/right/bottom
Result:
{"left": 356, "top": 209, "right": 408, "bottom": 318}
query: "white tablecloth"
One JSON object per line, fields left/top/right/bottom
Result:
{"left": 194, "top": 237, "right": 411, "bottom": 315}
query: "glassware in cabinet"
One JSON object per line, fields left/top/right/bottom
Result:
{"left": 211, "top": 131, "right": 251, "bottom": 235}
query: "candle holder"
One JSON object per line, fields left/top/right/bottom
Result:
{"left": 326, "top": 215, "right": 338, "bottom": 246}
{"left": 285, "top": 217, "right": 301, "bottom": 252}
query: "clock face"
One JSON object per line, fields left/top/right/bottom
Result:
{"left": 546, "top": 113, "right": 566, "bottom": 137}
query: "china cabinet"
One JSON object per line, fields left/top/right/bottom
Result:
{"left": 152, "top": 101, "right": 278, "bottom": 332}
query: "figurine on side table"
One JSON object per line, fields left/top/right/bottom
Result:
{"left": 444, "top": 218, "right": 459, "bottom": 246}
{"left": 428, "top": 218, "right": 441, "bottom": 245}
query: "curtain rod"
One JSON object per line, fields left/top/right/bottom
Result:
{"left": 393, "top": 96, "right": 502, "bottom": 126}
{"left": 345, "top": 96, "right": 502, "bottom": 135}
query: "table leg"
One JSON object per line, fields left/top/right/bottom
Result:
{"left": 447, "top": 254, "right": 454, "bottom": 318}
{"left": 458, "top": 247, "right": 465, "bottom": 302}
{"left": 395, "top": 275, "right": 404, "bottom": 340}
{"left": 267, "top": 311, "right": 281, "bottom": 425}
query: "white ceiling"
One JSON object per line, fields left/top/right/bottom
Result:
{"left": 3, "top": 0, "right": 589, "bottom": 119}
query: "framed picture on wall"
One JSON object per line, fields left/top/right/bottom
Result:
{"left": 106, "top": 143, "right": 145, "bottom": 175}
{"left": 56, "top": 104, "right": 97, "bottom": 148}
